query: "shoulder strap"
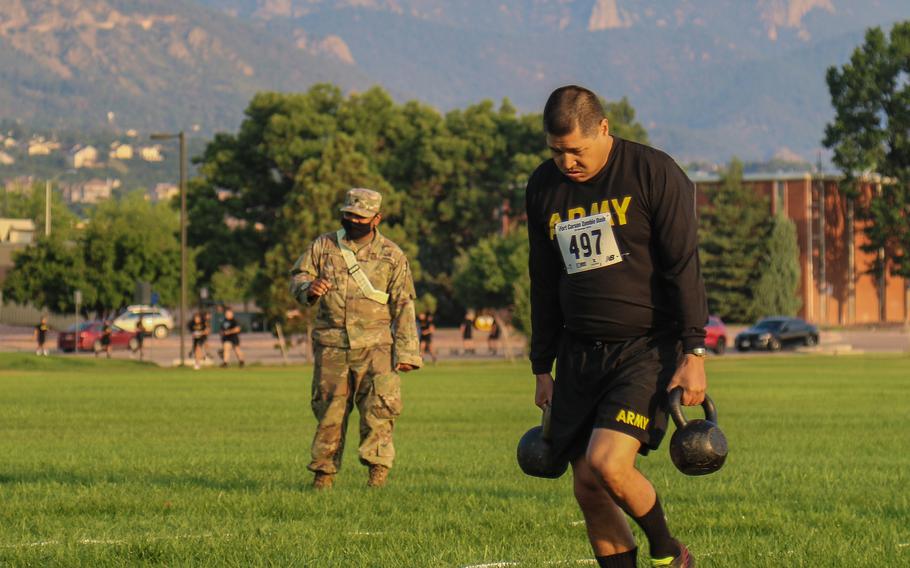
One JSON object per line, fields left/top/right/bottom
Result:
{"left": 335, "top": 229, "right": 390, "bottom": 305}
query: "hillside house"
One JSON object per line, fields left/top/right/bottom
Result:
{"left": 0, "top": 218, "right": 35, "bottom": 244}
{"left": 149, "top": 183, "right": 178, "bottom": 202}
{"left": 70, "top": 145, "right": 99, "bottom": 169}
{"left": 28, "top": 140, "right": 53, "bottom": 156}
{"left": 109, "top": 142, "right": 134, "bottom": 160}
{"left": 63, "top": 178, "right": 118, "bottom": 204}
{"left": 139, "top": 145, "right": 164, "bottom": 162}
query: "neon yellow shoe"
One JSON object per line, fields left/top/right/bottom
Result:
{"left": 651, "top": 541, "right": 694, "bottom": 567}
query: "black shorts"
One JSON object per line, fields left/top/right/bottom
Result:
{"left": 193, "top": 336, "right": 206, "bottom": 348}
{"left": 101, "top": 336, "right": 111, "bottom": 346}
{"left": 135, "top": 334, "right": 144, "bottom": 347}
{"left": 549, "top": 332, "right": 681, "bottom": 462}
{"left": 223, "top": 335, "right": 240, "bottom": 346}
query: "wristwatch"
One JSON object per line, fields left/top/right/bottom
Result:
{"left": 685, "top": 347, "right": 707, "bottom": 358}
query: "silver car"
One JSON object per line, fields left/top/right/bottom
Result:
{"left": 113, "top": 306, "right": 175, "bottom": 339}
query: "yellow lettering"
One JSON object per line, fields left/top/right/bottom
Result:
{"left": 548, "top": 213, "right": 562, "bottom": 240}
{"left": 590, "top": 200, "right": 609, "bottom": 216}
{"left": 642, "top": 417, "right": 650, "bottom": 430}
{"left": 567, "top": 207, "right": 586, "bottom": 220}
{"left": 616, "top": 410, "right": 627, "bottom": 424}
{"left": 611, "top": 196, "right": 631, "bottom": 226}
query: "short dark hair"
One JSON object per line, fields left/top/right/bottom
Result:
{"left": 543, "top": 85, "right": 605, "bottom": 137}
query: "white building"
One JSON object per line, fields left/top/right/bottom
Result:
{"left": 139, "top": 145, "right": 164, "bottom": 162}
{"left": 70, "top": 145, "right": 99, "bottom": 169}
{"left": 63, "top": 178, "right": 118, "bottom": 204}
{"left": 149, "top": 183, "right": 178, "bottom": 202}
{"left": 109, "top": 142, "right": 134, "bottom": 160}
{"left": 0, "top": 218, "right": 36, "bottom": 244}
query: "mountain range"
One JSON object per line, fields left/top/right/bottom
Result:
{"left": 0, "top": 0, "right": 906, "bottom": 162}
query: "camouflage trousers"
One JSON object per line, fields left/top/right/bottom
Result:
{"left": 308, "top": 343, "right": 403, "bottom": 474}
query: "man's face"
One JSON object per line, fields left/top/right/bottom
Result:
{"left": 225, "top": 310, "right": 234, "bottom": 319}
{"left": 546, "top": 119, "right": 612, "bottom": 183}
{"left": 343, "top": 211, "right": 381, "bottom": 230}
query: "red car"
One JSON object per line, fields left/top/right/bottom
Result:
{"left": 705, "top": 315, "right": 728, "bottom": 355}
{"left": 57, "top": 321, "right": 138, "bottom": 353}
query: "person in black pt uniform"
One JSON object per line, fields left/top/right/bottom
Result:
{"left": 34, "top": 317, "right": 49, "bottom": 356}
{"left": 133, "top": 316, "right": 146, "bottom": 361}
{"left": 189, "top": 312, "right": 207, "bottom": 370}
{"left": 220, "top": 308, "right": 245, "bottom": 368}
{"left": 97, "top": 320, "right": 112, "bottom": 359}
{"left": 459, "top": 310, "right": 475, "bottom": 355}
{"left": 525, "top": 86, "right": 708, "bottom": 568}
{"left": 419, "top": 312, "right": 437, "bottom": 364}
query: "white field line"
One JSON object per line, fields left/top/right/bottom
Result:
{"left": 462, "top": 561, "right": 596, "bottom": 568}
{"left": 348, "top": 531, "right": 385, "bottom": 536}
{"left": 898, "top": 543, "right": 910, "bottom": 549}
{"left": 1, "top": 533, "right": 228, "bottom": 549}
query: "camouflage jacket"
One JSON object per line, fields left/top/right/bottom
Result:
{"left": 290, "top": 229, "right": 422, "bottom": 368}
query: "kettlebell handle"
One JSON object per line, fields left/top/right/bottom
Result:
{"left": 541, "top": 403, "right": 553, "bottom": 441}
{"left": 668, "top": 387, "right": 718, "bottom": 428}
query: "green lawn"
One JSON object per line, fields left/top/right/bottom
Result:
{"left": 0, "top": 353, "right": 907, "bottom": 567}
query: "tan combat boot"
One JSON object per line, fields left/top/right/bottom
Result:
{"left": 313, "top": 472, "right": 334, "bottom": 489}
{"left": 367, "top": 465, "right": 389, "bottom": 488}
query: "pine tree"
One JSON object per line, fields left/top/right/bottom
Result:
{"left": 698, "top": 158, "right": 770, "bottom": 322}
{"left": 752, "top": 214, "right": 802, "bottom": 317}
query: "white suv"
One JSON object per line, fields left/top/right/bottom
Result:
{"left": 114, "top": 305, "right": 175, "bottom": 339}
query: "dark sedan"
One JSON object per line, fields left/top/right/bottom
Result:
{"left": 735, "top": 317, "right": 819, "bottom": 352}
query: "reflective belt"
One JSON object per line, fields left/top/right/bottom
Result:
{"left": 336, "top": 229, "right": 390, "bottom": 305}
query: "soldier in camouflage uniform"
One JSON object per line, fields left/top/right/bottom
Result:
{"left": 290, "top": 188, "right": 422, "bottom": 489}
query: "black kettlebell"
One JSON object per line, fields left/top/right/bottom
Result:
{"left": 668, "top": 388, "right": 728, "bottom": 476}
{"left": 517, "top": 404, "right": 569, "bottom": 479}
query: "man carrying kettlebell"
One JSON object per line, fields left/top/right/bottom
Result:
{"left": 525, "top": 85, "right": 709, "bottom": 568}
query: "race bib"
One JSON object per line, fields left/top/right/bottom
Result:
{"left": 555, "top": 214, "right": 623, "bottom": 274}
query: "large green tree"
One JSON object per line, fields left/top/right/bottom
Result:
{"left": 2, "top": 235, "right": 93, "bottom": 314}
{"left": 698, "top": 158, "right": 771, "bottom": 322}
{"left": 451, "top": 230, "right": 528, "bottom": 311}
{"left": 4, "top": 192, "right": 191, "bottom": 316}
{"left": 82, "top": 193, "right": 190, "bottom": 313}
{"left": 752, "top": 214, "right": 802, "bottom": 317}
{"left": 824, "top": 22, "right": 910, "bottom": 283}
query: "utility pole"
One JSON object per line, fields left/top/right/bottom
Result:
{"left": 150, "top": 131, "right": 188, "bottom": 366}
{"left": 45, "top": 180, "right": 51, "bottom": 237}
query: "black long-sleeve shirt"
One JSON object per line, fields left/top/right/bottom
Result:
{"left": 526, "top": 137, "right": 707, "bottom": 374}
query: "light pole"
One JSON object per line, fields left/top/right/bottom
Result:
{"left": 150, "top": 131, "right": 187, "bottom": 367}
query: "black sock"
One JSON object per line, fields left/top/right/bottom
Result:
{"left": 632, "top": 497, "right": 678, "bottom": 559}
{"left": 596, "top": 547, "right": 637, "bottom": 568}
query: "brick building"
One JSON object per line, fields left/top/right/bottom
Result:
{"left": 692, "top": 172, "right": 908, "bottom": 325}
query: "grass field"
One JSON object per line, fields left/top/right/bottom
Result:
{"left": 0, "top": 353, "right": 907, "bottom": 567}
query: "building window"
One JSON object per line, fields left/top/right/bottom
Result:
{"left": 775, "top": 181, "right": 787, "bottom": 216}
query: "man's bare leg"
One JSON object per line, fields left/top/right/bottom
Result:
{"left": 572, "top": 457, "right": 636, "bottom": 556}
{"left": 586, "top": 428, "right": 681, "bottom": 562}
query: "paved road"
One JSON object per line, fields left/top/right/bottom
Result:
{"left": 2, "top": 324, "right": 907, "bottom": 367}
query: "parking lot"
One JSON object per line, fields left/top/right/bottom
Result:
{"left": 1, "top": 324, "right": 908, "bottom": 367}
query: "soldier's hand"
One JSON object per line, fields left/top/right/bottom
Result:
{"left": 396, "top": 363, "right": 417, "bottom": 373}
{"left": 534, "top": 373, "right": 554, "bottom": 409}
{"left": 667, "top": 354, "right": 707, "bottom": 406}
{"left": 307, "top": 278, "right": 333, "bottom": 299}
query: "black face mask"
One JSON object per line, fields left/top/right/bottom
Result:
{"left": 341, "top": 218, "right": 374, "bottom": 240}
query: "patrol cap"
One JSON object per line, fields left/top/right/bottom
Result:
{"left": 340, "top": 188, "right": 382, "bottom": 218}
